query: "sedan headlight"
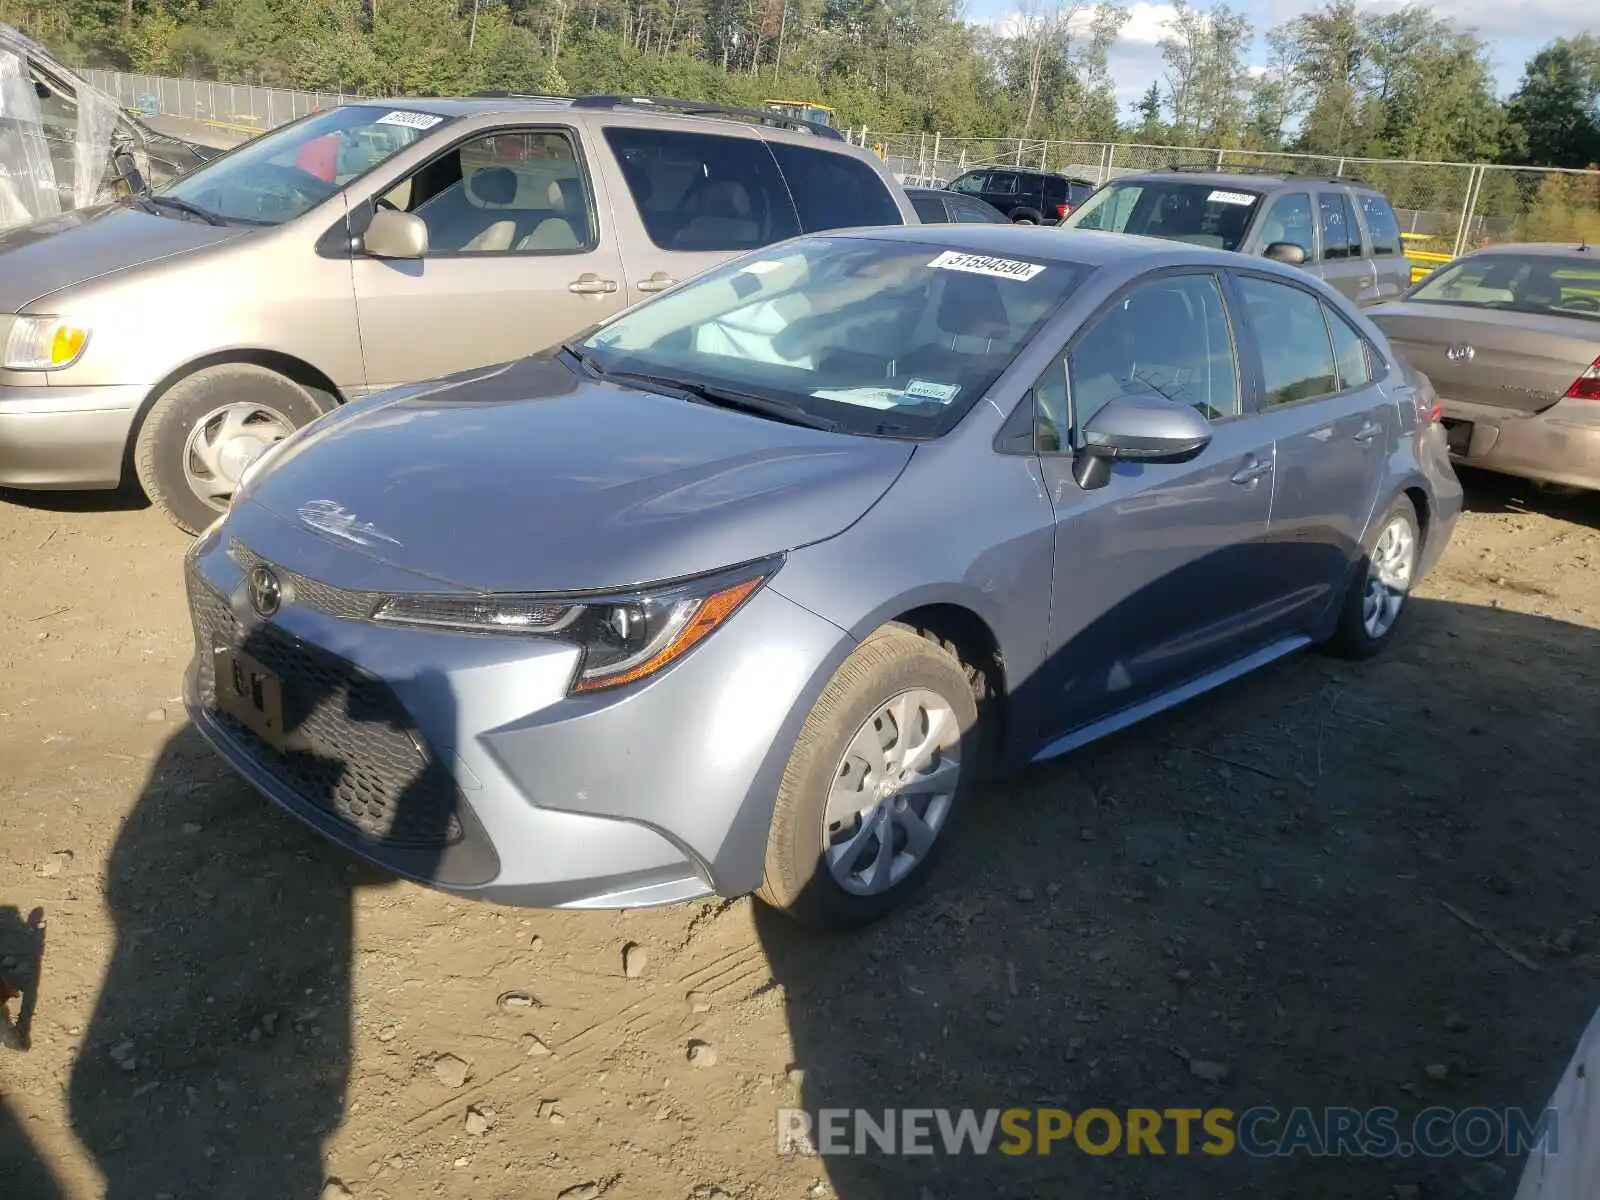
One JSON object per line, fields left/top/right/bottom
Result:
{"left": 371, "top": 557, "right": 779, "bottom": 693}
{"left": 3, "top": 316, "right": 91, "bottom": 370}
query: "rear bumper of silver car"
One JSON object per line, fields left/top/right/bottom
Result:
{"left": 0, "top": 384, "right": 144, "bottom": 490}
{"left": 1441, "top": 397, "right": 1600, "bottom": 492}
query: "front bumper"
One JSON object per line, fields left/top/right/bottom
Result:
{"left": 0, "top": 383, "right": 145, "bottom": 490}
{"left": 181, "top": 512, "right": 853, "bottom": 908}
{"left": 1441, "top": 398, "right": 1600, "bottom": 492}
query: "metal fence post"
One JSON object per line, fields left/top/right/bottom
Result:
{"left": 1014, "top": 139, "right": 1022, "bottom": 166}
{"left": 1452, "top": 164, "right": 1484, "bottom": 259}
{"left": 931, "top": 132, "right": 941, "bottom": 182}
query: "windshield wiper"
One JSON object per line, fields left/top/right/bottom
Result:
{"left": 145, "top": 195, "right": 226, "bottom": 226}
{"left": 615, "top": 371, "right": 843, "bottom": 432}
{"left": 557, "top": 342, "right": 600, "bottom": 376}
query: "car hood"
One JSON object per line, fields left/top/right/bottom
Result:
{"left": 240, "top": 356, "right": 916, "bottom": 594}
{"left": 0, "top": 202, "right": 249, "bottom": 312}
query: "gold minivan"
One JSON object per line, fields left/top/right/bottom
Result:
{"left": 0, "top": 94, "right": 912, "bottom": 531}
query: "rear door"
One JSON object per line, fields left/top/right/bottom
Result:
{"left": 980, "top": 170, "right": 1021, "bottom": 217}
{"left": 1229, "top": 270, "right": 1394, "bottom": 631}
{"left": 585, "top": 120, "right": 801, "bottom": 302}
{"left": 1314, "top": 187, "right": 1376, "bottom": 304}
{"left": 1356, "top": 191, "right": 1410, "bottom": 302}
{"left": 349, "top": 123, "right": 629, "bottom": 389}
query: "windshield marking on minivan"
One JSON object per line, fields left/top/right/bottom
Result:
{"left": 1208, "top": 190, "right": 1255, "bottom": 206}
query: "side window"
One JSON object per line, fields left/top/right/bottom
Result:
{"left": 396, "top": 129, "right": 595, "bottom": 255}
{"left": 952, "top": 198, "right": 1007, "bottom": 224}
{"left": 1044, "top": 176, "right": 1068, "bottom": 204}
{"left": 1318, "top": 192, "right": 1360, "bottom": 260}
{"left": 1035, "top": 360, "right": 1069, "bottom": 452}
{"left": 988, "top": 172, "right": 1020, "bottom": 196}
{"left": 910, "top": 194, "right": 948, "bottom": 223}
{"left": 949, "top": 172, "right": 988, "bottom": 196}
{"left": 767, "top": 142, "right": 903, "bottom": 231}
{"left": 1256, "top": 192, "right": 1313, "bottom": 258}
{"left": 601, "top": 126, "right": 800, "bottom": 252}
{"left": 1323, "top": 304, "right": 1373, "bottom": 390}
{"left": 1068, "top": 181, "right": 1095, "bottom": 206}
{"left": 1067, "top": 273, "right": 1241, "bottom": 435}
{"left": 1236, "top": 276, "right": 1339, "bottom": 406}
{"left": 1359, "top": 193, "right": 1403, "bottom": 256}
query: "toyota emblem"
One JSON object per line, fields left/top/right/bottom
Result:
{"left": 1447, "top": 343, "right": 1476, "bottom": 364}
{"left": 247, "top": 565, "right": 282, "bottom": 618}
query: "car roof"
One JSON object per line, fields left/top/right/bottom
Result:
{"left": 1461, "top": 243, "right": 1599, "bottom": 259}
{"left": 342, "top": 95, "right": 851, "bottom": 149}
{"left": 1105, "top": 169, "right": 1389, "bottom": 196}
{"left": 829, "top": 223, "right": 1246, "bottom": 269}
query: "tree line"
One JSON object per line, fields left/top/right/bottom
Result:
{"left": 6, "top": 0, "right": 1598, "bottom": 168}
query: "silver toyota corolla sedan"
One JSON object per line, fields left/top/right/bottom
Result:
{"left": 183, "top": 226, "right": 1462, "bottom": 928}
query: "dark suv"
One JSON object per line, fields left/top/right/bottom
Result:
{"left": 944, "top": 167, "right": 1096, "bottom": 225}
{"left": 1062, "top": 167, "right": 1412, "bottom": 307}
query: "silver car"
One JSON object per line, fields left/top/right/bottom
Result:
{"left": 183, "top": 226, "right": 1462, "bottom": 928}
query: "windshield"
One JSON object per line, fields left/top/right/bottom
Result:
{"left": 577, "top": 235, "right": 1085, "bottom": 437}
{"left": 1065, "top": 180, "right": 1261, "bottom": 251}
{"left": 1409, "top": 254, "right": 1600, "bottom": 323}
{"left": 158, "top": 104, "right": 450, "bottom": 225}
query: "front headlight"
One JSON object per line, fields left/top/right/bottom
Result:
{"left": 3, "top": 316, "right": 91, "bottom": 370}
{"left": 372, "top": 557, "right": 779, "bottom": 693}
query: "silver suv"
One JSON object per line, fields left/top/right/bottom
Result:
{"left": 0, "top": 94, "right": 911, "bottom": 531}
{"left": 1063, "top": 168, "right": 1413, "bottom": 308}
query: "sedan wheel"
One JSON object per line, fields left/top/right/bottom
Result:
{"left": 1326, "top": 494, "right": 1420, "bottom": 659}
{"left": 758, "top": 625, "right": 979, "bottom": 928}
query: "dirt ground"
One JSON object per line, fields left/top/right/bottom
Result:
{"left": 3, "top": 469, "right": 1600, "bottom": 1200}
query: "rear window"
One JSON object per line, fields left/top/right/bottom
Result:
{"left": 1410, "top": 254, "right": 1600, "bottom": 323}
{"left": 1359, "top": 193, "right": 1402, "bottom": 256}
{"left": 602, "top": 126, "right": 800, "bottom": 252}
{"left": 910, "top": 194, "right": 947, "bottom": 223}
{"left": 1063, "top": 180, "right": 1260, "bottom": 251}
{"left": 767, "top": 141, "right": 903, "bottom": 232}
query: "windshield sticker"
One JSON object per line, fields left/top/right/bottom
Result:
{"left": 905, "top": 379, "right": 961, "bottom": 403}
{"left": 741, "top": 259, "right": 789, "bottom": 275}
{"left": 928, "top": 250, "right": 1045, "bottom": 281}
{"left": 1207, "top": 189, "right": 1256, "bottom": 206}
{"left": 375, "top": 110, "right": 444, "bottom": 130}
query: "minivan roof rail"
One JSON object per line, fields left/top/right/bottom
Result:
{"left": 568, "top": 94, "right": 844, "bottom": 139}
{"left": 1158, "top": 163, "right": 1372, "bottom": 187}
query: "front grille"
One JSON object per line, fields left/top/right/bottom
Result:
{"left": 189, "top": 564, "right": 465, "bottom": 847}
{"left": 229, "top": 539, "right": 379, "bottom": 622}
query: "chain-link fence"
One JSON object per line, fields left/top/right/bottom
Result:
{"left": 83, "top": 66, "right": 1600, "bottom": 260}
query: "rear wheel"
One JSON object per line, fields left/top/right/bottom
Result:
{"left": 134, "top": 364, "right": 328, "bottom": 534}
{"left": 1012, "top": 215, "right": 1037, "bottom": 226}
{"left": 1324, "top": 494, "right": 1419, "bottom": 659}
{"left": 757, "top": 625, "right": 979, "bottom": 930}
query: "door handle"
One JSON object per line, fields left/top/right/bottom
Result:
{"left": 568, "top": 274, "right": 618, "bottom": 295}
{"left": 636, "top": 274, "right": 677, "bottom": 293}
{"left": 1230, "top": 456, "right": 1273, "bottom": 486}
{"left": 1352, "top": 421, "right": 1381, "bottom": 444}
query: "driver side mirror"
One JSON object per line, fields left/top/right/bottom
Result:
{"left": 1072, "top": 393, "right": 1213, "bottom": 491}
{"left": 361, "top": 208, "right": 428, "bottom": 259}
{"left": 1264, "top": 241, "right": 1307, "bottom": 267}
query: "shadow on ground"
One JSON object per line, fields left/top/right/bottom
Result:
{"left": 759, "top": 596, "right": 1600, "bottom": 1198}
{"left": 0, "top": 483, "right": 150, "bottom": 517}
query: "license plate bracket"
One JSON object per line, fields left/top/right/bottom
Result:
{"left": 213, "top": 647, "right": 287, "bottom": 751}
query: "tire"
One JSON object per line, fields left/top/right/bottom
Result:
{"left": 1324, "top": 494, "right": 1421, "bottom": 660}
{"left": 134, "top": 364, "right": 328, "bottom": 535}
{"left": 757, "top": 624, "right": 981, "bottom": 930}
{"left": 1012, "top": 215, "right": 1037, "bottom": 226}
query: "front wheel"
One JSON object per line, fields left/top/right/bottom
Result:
{"left": 757, "top": 625, "right": 980, "bottom": 930}
{"left": 134, "top": 364, "right": 328, "bottom": 534}
{"left": 1324, "top": 494, "right": 1420, "bottom": 659}
{"left": 1012, "top": 216, "right": 1037, "bottom": 226}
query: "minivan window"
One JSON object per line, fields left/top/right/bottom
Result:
{"left": 1256, "top": 193, "right": 1314, "bottom": 258}
{"left": 766, "top": 141, "right": 902, "bottom": 232}
{"left": 577, "top": 236, "right": 1085, "bottom": 438}
{"left": 602, "top": 126, "right": 800, "bottom": 252}
{"left": 1318, "top": 192, "right": 1361, "bottom": 260}
{"left": 160, "top": 104, "right": 449, "bottom": 225}
{"left": 1064, "top": 181, "right": 1260, "bottom": 252}
{"left": 1236, "top": 276, "right": 1339, "bottom": 405}
{"left": 1359, "top": 194, "right": 1403, "bottom": 257}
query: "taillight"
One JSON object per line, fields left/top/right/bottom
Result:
{"left": 1055, "top": 203, "right": 1072, "bottom": 219}
{"left": 1565, "top": 355, "right": 1600, "bottom": 401}
{"left": 1428, "top": 397, "right": 1443, "bottom": 422}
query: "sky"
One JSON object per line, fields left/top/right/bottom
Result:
{"left": 968, "top": 0, "right": 1598, "bottom": 116}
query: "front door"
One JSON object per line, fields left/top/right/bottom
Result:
{"left": 1230, "top": 271, "right": 1393, "bottom": 629}
{"left": 1036, "top": 271, "right": 1278, "bottom": 740}
{"left": 350, "top": 126, "right": 628, "bottom": 390}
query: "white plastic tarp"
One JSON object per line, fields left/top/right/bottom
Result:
{"left": 0, "top": 46, "right": 61, "bottom": 231}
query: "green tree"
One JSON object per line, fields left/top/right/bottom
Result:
{"left": 1503, "top": 35, "right": 1600, "bottom": 169}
